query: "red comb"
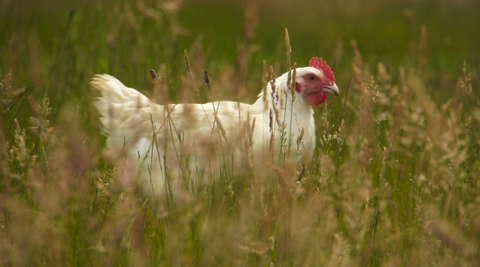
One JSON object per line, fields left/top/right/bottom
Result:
{"left": 309, "top": 57, "right": 335, "bottom": 82}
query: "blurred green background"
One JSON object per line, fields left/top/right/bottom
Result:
{"left": 2, "top": 0, "right": 479, "bottom": 115}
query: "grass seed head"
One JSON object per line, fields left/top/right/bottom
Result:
{"left": 149, "top": 69, "right": 158, "bottom": 80}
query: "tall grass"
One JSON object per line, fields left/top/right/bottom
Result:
{"left": 1, "top": 0, "right": 480, "bottom": 266}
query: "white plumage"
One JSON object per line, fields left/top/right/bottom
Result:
{"left": 92, "top": 58, "right": 338, "bottom": 196}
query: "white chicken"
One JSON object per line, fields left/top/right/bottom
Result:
{"left": 92, "top": 57, "right": 338, "bottom": 196}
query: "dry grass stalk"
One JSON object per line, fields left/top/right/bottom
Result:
{"left": 417, "top": 25, "right": 427, "bottom": 73}
{"left": 183, "top": 49, "right": 197, "bottom": 94}
{"left": 454, "top": 61, "right": 472, "bottom": 110}
{"left": 269, "top": 65, "right": 277, "bottom": 96}
{"left": 149, "top": 69, "right": 157, "bottom": 80}
{"left": 0, "top": 69, "right": 12, "bottom": 104}
{"left": 285, "top": 28, "right": 292, "bottom": 70}
{"left": 290, "top": 62, "right": 297, "bottom": 100}
{"left": 203, "top": 70, "right": 210, "bottom": 85}
{"left": 213, "top": 113, "right": 227, "bottom": 141}
{"left": 350, "top": 40, "right": 364, "bottom": 85}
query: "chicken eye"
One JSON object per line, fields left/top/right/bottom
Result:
{"left": 308, "top": 75, "right": 316, "bottom": 81}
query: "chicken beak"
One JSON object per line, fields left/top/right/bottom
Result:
{"left": 322, "top": 84, "right": 339, "bottom": 96}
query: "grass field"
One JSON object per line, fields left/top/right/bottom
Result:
{"left": 1, "top": 0, "right": 480, "bottom": 266}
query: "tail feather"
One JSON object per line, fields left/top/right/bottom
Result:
{"left": 91, "top": 74, "right": 151, "bottom": 114}
{"left": 91, "top": 74, "right": 157, "bottom": 156}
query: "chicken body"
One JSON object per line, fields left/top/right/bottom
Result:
{"left": 92, "top": 61, "right": 338, "bottom": 196}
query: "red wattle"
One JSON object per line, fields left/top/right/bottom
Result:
{"left": 305, "top": 93, "right": 327, "bottom": 106}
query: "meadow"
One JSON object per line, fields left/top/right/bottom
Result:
{"left": 1, "top": 0, "right": 480, "bottom": 266}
